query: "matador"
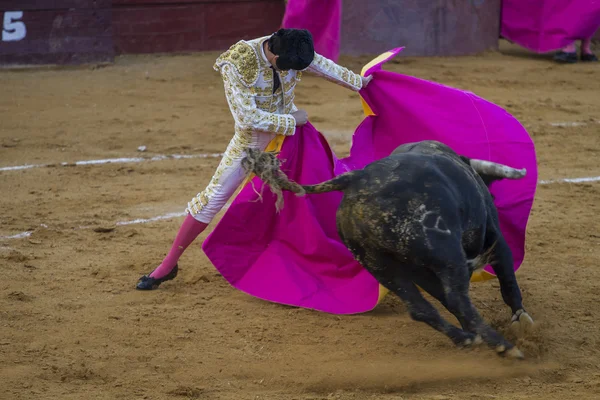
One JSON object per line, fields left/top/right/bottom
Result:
{"left": 136, "top": 28, "right": 372, "bottom": 290}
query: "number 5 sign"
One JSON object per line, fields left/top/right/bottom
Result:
{"left": 3, "top": 11, "right": 27, "bottom": 42}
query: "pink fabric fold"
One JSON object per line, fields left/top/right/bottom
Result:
{"left": 281, "top": 0, "right": 341, "bottom": 61}
{"left": 501, "top": 0, "right": 600, "bottom": 53}
{"left": 202, "top": 124, "right": 381, "bottom": 314}
{"left": 202, "top": 48, "right": 538, "bottom": 315}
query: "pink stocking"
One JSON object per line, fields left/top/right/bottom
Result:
{"left": 561, "top": 42, "right": 577, "bottom": 53}
{"left": 582, "top": 39, "right": 593, "bottom": 55}
{"left": 149, "top": 213, "right": 208, "bottom": 279}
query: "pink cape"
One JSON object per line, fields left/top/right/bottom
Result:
{"left": 501, "top": 0, "right": 600, "bottom": 53}
{"left": 281, "top": 0, "right": 341, "bottom": 62}
{"left": 202, "top": 48, "right": 538, "bottom": 315}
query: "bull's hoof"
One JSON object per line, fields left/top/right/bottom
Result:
{"left": 462, "top": 334, "right": 484, "bottom": 348}
{"left": 504, "top": 346, "right": 525, "bottom": 360}
{"left": 456, "top": 332, "right": 484, "bottom": 349}
{"left": 510, "top": 309, "right": 535, "bottom": 337}
{"left": 495, "top": 344, "right": 524, "bottom": 360}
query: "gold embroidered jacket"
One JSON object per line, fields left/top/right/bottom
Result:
{"left": 214, "top": 36, "right": 363, "bottom": 137}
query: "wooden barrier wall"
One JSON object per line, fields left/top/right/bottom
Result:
{"left": 341, "top": 0, "right": 502, "bottom": 57}
{"left": 112, "top": 0, "right": 285, "bottom": 54}
{"left": 0, "top": 0, "right": 284, "bottom": 66}
{"left": 0, "top": 0, "right": 114, "bottom": 65}
{"left": 1, "top": 0, "right": 595, "bottom": 66}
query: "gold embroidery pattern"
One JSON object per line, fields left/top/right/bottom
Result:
{"left": 284, "top": 94, "right": 295, "bottom": 112}
{"left": 214, "top": 41, "right": 260, "bottom": 87}
{"left": 191, "top": 36, "right": 305, "bottom": 217}
{"left": 220, "top": 64, "right": 295, "bottom": 136}
{"left": 186, "top": 128, "right": 252, "bottom": 217}
{"left": 255, "top": 97, "right": 273, "bottom": 110}
{"left": 307, "top": 53, "right": 363, "bottom": 92}
{"left": 254, "top": 86, "right": 276, "bottom": 96}
{"left": 282, "top": 74, "right": 297, "bottom": 94}
{"left": 262, "top": 67, "right": 274, "bottom": 84}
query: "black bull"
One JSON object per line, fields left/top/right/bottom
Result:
{"left": 241, "top": 140, "right": 534, "bottom": 359}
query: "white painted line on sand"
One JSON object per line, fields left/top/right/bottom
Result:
{"left": 0, "top": 175, "right": 598, "bottom": 241}
{"left": 1, "top": 120, "right": 595, "bottom": 173}
{"left": 539, "top": 176, "right": 600, "bottom": 184}
{"left": 0, "top": 153, "right": 224, "bottom": 172}
{"left": 548, "top": 120, "right": 600, "bottom": 127}
{"left": 116, "top": 212, "right": 187, "bottom": 226}
{"left": 549, "top": 122, "right": 587, "bottom": 127}
{"left": 1, "top": 231, "right": 33, "bottom": 240}
{"left": 0, "top": 163, "right": 46, "bottom": 172}
{"left": 0, "top": 204, "right": 231, "bottom": 241}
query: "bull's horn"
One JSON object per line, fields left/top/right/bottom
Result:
{"left": 469, "top": 159, "right": 527, "bottom": 179}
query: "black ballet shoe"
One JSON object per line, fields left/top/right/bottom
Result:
{"left": 581, "top": 52, "right": 598, "bottom": 62}
{"left": 136, "top": 264, "right": 179, "bottom": 290}
{"left": 553, "top": 51, "right": 578, "bottom": 64}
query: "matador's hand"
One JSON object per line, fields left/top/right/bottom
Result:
{"left": 292, "top": 109, "right": 308, "bottom": 126}
{"left": 362, "top": 75, "right": 373, "bottom": 88}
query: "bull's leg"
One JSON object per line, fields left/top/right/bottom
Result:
{"left": 486, "top": 231, "right": 534, "bottom": 337}
{"left": 389, "top": 278, "right": 478, "bottom": 347}
{"left": 408, "top": 268, "right": 449, "bottom": 308}
{"left": 435, "top": 260, "right": 524, "bottom": 359}
{"left": 359, "top": 252, "right": 477, "bottom": 347}
{"left": 409, "top": 267, "right": 481, "bottom": 342}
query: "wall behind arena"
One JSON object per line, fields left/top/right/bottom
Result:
{"left": 1, "top": 1, "right": 598, "bottom": 66}
{"left": 0, "top": 0, "right": 114, "bottom": 66}
{"left": 340, "top": 0, "right": 502, "bottom": 57}
{"left": 112, "top": 0, "right": 284, "bottom": 54}
{"left": 0, "top": 0, "right": 284, "bottom": 66}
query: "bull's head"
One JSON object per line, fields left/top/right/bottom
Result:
{"left": 459, "top": 156, "right": 527, "bottom": 187}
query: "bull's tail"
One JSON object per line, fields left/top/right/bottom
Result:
{"left": 242, "top": 148, "right": 357, "bottom": 211}
{"left": 469, "top": 159, "right": 527, "bottom": 180}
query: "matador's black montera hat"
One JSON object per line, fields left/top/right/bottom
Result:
{"left": 268, "top": 29, "right": 315, "bottom": 71}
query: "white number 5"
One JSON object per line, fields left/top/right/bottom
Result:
{"left": 3, "top": 11, "right": 27, "bottom": 42}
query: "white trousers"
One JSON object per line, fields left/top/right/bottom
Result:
{"left": 186, "top": 130, "right": 276, "bottom": 224}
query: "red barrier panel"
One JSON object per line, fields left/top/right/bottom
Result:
{"left": 340, "top": 0, "right": 501, "bottom": 57}
{"left": 0, "top": 0, "right": 113, "bottom": 66}
{"left": 0, "top": 0, "right": 283, "bottom": 65}
{"left": 0, "top": 0, "right": 511, "bottom": 65}
{"left": 112, "top": 0, "right": 284, "bottom": 54}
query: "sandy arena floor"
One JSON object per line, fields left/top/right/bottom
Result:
{"left": 1, "top": 40, "right": 599, "bottom": 400}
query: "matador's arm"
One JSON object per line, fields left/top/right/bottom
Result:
{"left": 305, "top": 53, "right": 363, "bottom": 92}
